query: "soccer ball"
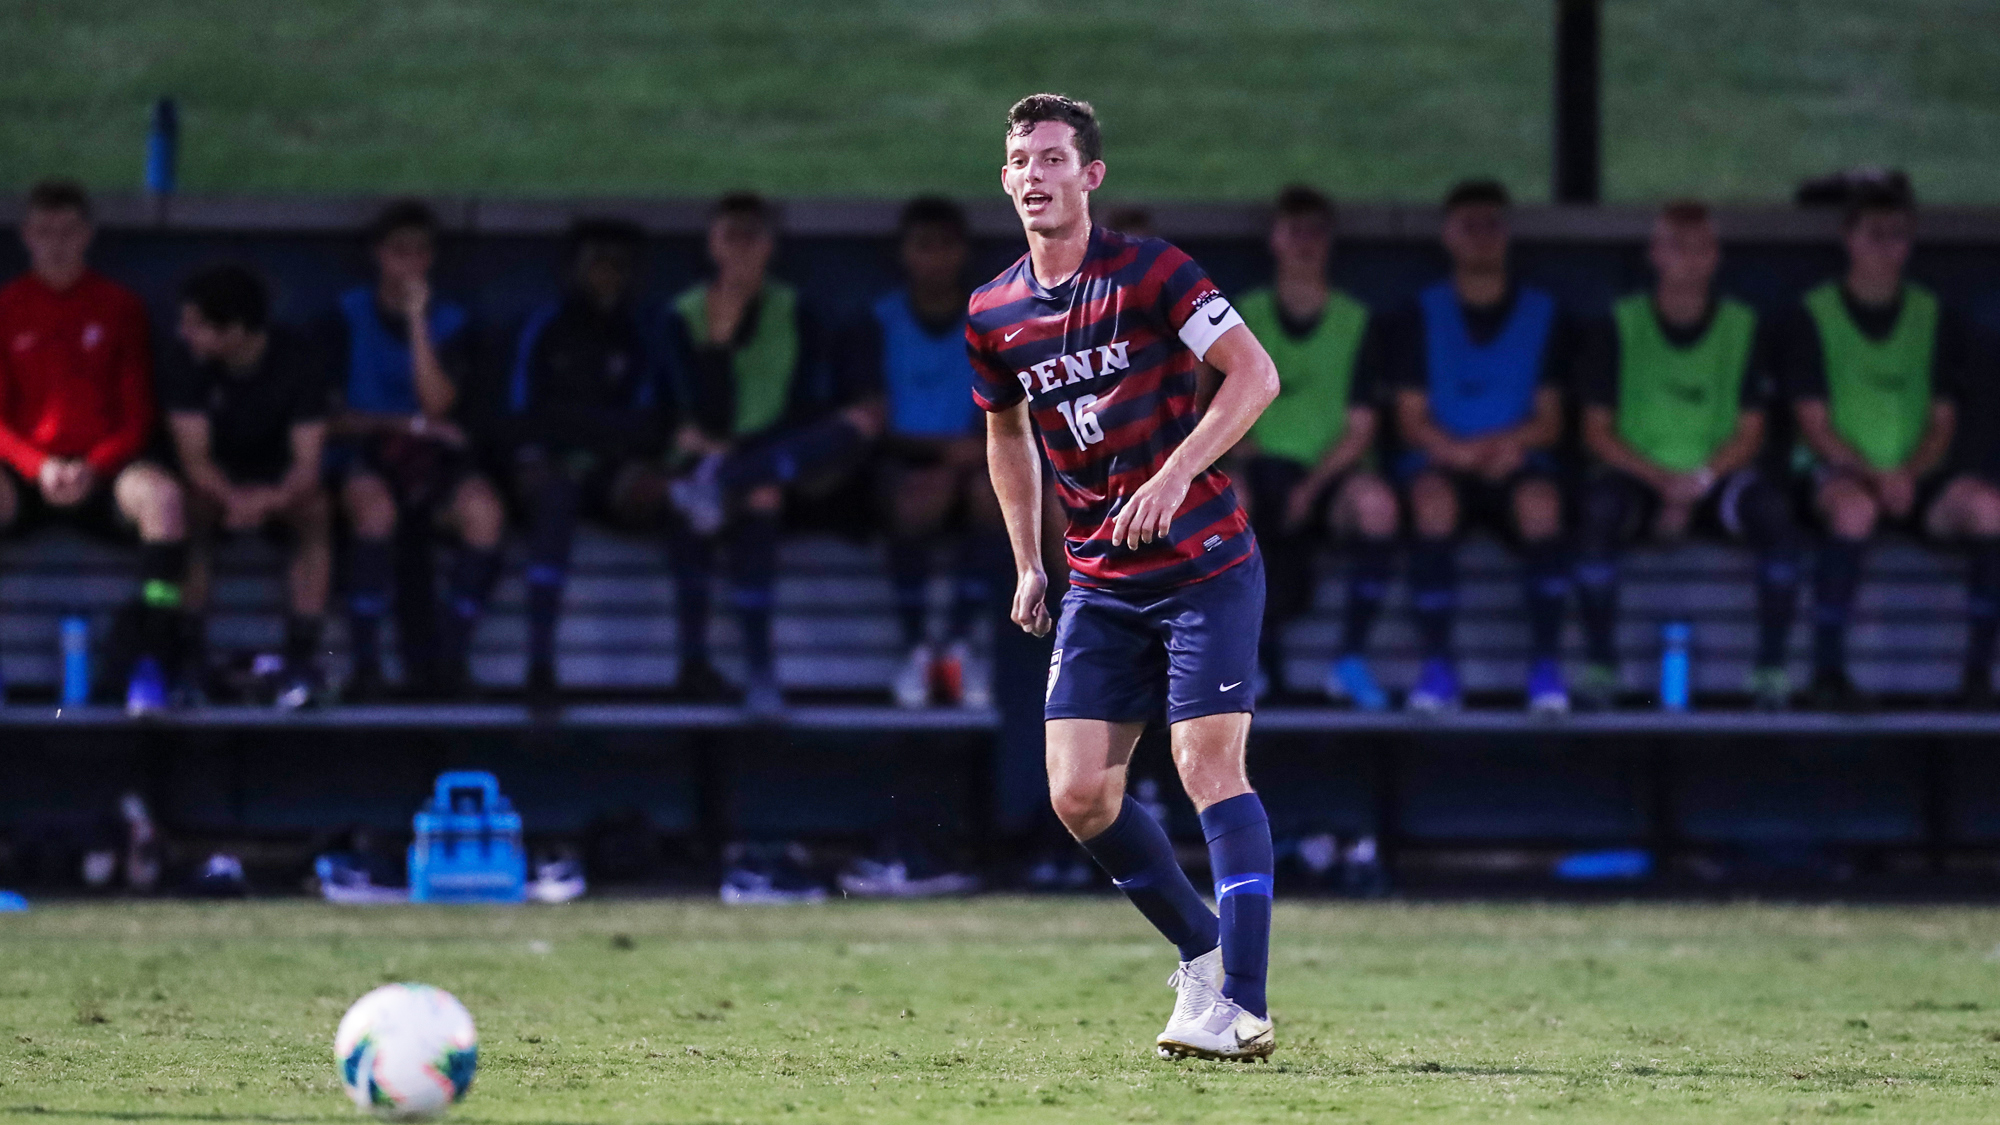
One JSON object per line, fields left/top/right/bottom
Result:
{"left": 334, "top": 983, "right": 478, "bottom": 1120}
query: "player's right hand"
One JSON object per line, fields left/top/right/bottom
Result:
{"left": 1012, "top": 569, "right": 1053, "bottom": 637}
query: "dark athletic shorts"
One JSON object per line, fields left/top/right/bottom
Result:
{"left": 1044, "top": 550, "right": 1265, "bottom": 726}
{"left": 0, "top": 464, "right": 135, "bottom": 541}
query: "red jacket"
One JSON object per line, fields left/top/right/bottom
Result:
{"left": 0, "top": 270, "right": 155, "bottom": 479}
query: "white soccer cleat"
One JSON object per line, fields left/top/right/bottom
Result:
{"left": 1156, "top": 946, "right": 1222, "bottom": 1051}
{"left": 1157, "top": 994, "right": 1275, "bottom": 1061}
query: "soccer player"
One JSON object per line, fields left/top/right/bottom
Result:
{"left": 0, "top": 180, "right": 186, "bottom": 712}
{"left": 971, "top": 94, "right": 1282, "bottom": 1060}
{"left": 1385, "top": 179, "right": 1577, "bottom": 713}
{"left": 1231, "top": 185, "right": 1396, "bottom": 708}
{"left": 167, "top": 264, "right": 334, "bottom": 708}
{"left": 856, "top": 197, "right": 1006, "bottom": 708}
{"left": 663, "top": 193, "right": 881, "bottom": 713}
{"left": 1570, "top": 202, "right": 1803, "bottom": 711}
{"left": 505, "top": 218, "right": 669, "bottom": 706}
{"left": 1780, "top": 179, "right": 2000, "bottom": 709}
{"left": 326, "top": 200, "right": 505, "bottom": 700}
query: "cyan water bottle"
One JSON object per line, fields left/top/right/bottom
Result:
{"left": 145, "top": 97, "right": 178, "bottom": 196}
{"left": 60, "top": 616, "right": 91, "bottom": 707}
{"left": 1659, "top": 621, "right": 1691, "bottom": 712}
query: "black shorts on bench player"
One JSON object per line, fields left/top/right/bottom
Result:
{"left": 168, "top": 265, "right": 335, "bottom": 709}
{"left": 1778, "top": 176, "right": 2000, "bottom": 711}
{"left": 1382, "top": 179, "right": 1579, "bottom": 714}
{"left": 1569, "top": 201, "right": 1804, "bottom": 711}
{"left": 1229, "top": 186, "right": 1398, "bottom": 710}
{"left": 324, "top": 200, "right": 506, "bottom": 701}
{"left": 503, "top": 218, "right": 671, "bottom": 706}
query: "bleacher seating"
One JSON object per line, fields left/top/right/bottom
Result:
{"left": 0, "top": 529, "right": 1974, "bottom": 702}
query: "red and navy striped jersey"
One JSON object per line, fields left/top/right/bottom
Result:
{"left": 967, "top": 226, "right": 1254, "bottom": 590}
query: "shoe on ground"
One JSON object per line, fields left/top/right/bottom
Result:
{"left": 675, "top": 658, "right": 739, "bottom": 703}
{"left": 313, "top": 853, "right": 408, "bottom": 905}
{"left": 1156, "top": 995, "right": 1275, "bottom": 1061}
{"left": 893, "top": 642, "right": 934, "bottom": 708}
{"left": 720, "top": 843, "right": 827, "bottom": 905}
{"left": 528, "top": 855, "right": 587, "bottom": 903}
{"left": 1157, "top": 946, "right": 1222, "bottom": 1052}
{"left": 1405, "top": 657, "right": 1461, "bottom": 714}
{"left": 1326, "top": 653, "right": 1389, "bottom": 712}
{"left": 669, "top": 453, "right": 727, "bottom": 536}
{"left": 1804, "top": 668, "right": 1870, "bottom": 713}
{"left": 946, "top": 638, "right": 992, "bottom": 709}
{"left": 1747, "top": 665, "right": 1792, "bottom": 711}
{"left": 1573, "top": 662, "right": 1620, "bottom": 713}
{"left": 742, "top": 665, "right": 784, "bottom": 719}
{"left": 125, "top": 656, "right": 168, "bottom": 717}
{"left": 1527, "top": 657, "right": 1570, "bottom": 715}
{"left": 837, "top": 857, "right": 980, "bottom": 898}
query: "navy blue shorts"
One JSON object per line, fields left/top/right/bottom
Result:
{"left": 1045, "top": 551, "right": 1265, "bottom": 726}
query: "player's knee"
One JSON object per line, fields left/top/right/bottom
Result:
{"left": 456, "top": 479, "right": 506, "bottom": 548}
{"left": 744, "top": 484, "right": 783, "bottom": 515}
{"left": 1049, "top": 779, "right": 1120, "bottom": 840}
{"left": 344, "top": 476, "right": 397, "bottom": 541}
{"left": 0, "top": 472, "right": 19, "bottom": 530}
{"left": 1964, "top": 483, "right": 2000, "bottom": 538}
{"left": 289, "top": 487, "right": 334, "bottom": 538}
{"left": 1513, "top": 480, "right": 1561, "bottom": 540}
{"left": 1824, "top": 486, "right": 1877, "bottom": 540}
{"left": 120, "top": 465, "right": 185, "bottom": 541}
{"left": 1410, "top": 480, "right": 1457, "bottom": 539}
{"left": 1346, "top": 478, "right": 1398, "bottom": 539}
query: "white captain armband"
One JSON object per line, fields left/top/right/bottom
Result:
{"left": 1178, "top": 296, "right": 1244, "bottom": 361}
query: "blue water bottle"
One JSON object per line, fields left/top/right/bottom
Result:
{"left": 60, "top": 616, "right": 91, "bottom": 707}
{"left": 146, "top": 97, "right": 178, "bottom": 196}
{"left": 1659, "top": 621, "right": 1691, "bottom": 712}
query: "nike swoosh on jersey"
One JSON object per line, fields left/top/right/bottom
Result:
{"left": 1004, "top": 328, "right": 1026, "bottom": 341}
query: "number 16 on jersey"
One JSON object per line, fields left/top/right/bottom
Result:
{"left": 1056, "top": 394, "right": 1104, "bottom": 447}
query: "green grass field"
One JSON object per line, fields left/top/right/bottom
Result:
{"left": 3, "top": 900, "right": 1999, "bottom": 1123}
{"left": 5, "top": 1, "right": 2000, "bottom": 202}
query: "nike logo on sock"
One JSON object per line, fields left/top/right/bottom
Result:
{"left": 1207, "top": 307, "right": 1229, "bottom": 325}
{"left": 1216, "top": 876, "right": 1259, "bottom": 895}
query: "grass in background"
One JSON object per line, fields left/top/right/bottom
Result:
{"left": 4, "top": 1, "right": 2000, "bottom": 202}
{"left": 3, "top": 900, "right": 2000, "bottom": 1122}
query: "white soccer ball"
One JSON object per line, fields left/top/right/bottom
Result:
{"left": 334, "top": 983, "right": 478, "bottom": 1120}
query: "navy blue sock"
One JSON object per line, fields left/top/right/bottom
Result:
{"left": 1523, "top": 539, "right": 1569, "bottom": 661}
{"left": 1754, "top": 552, "right": 1800, "bottom": 670}
{"left": 1341, "top": 538, "right": 1393, "bottom": 656}
{"left": 1967, "top": 538, "right": 2000, "bottom": 687}
{"left": 526, "top": 564, "right": 564, "bottom": 669}
{"left": 1813, "top": 537, "right": 1865, "bottom": 676}
{"left": 947, "top": 532, "right": 1007, "bottom": 641}
{"left": 888, "top": 536, "right": 930, "bottom": 647}
{"left": 1409, "top": 539, "right": 1458, "bottom": 660}
{"left": 1078, "top": 796, "right": 1218, "bottom": 962}
{"left": 1574, "top": 556, "right": 1619, "bottom": 666}
{"left": 732, "top": 513, "right": 780, "bottom": 673}
{"left": 670, "top": 525, "right": 714, "bottom": 667}
{"left": 442, "top": 546, "right": 502, "bottom": 671}
{"left": 347, "top": 537, "right": 393, "bottom": 674}
{"left": 1200, "top": 792, "right": 1273, "bottom": 1019}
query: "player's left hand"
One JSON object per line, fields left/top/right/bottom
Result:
{"left": 1111, "top": 467, "right": 1192, "bottom": 550}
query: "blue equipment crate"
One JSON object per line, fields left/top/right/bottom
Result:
{"left": 408, "top": 771, "right": 527, "bottom": 904}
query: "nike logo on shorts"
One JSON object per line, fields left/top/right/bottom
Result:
{"left": 1220, "top": 681, "right": 1242, "bottom": 691}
